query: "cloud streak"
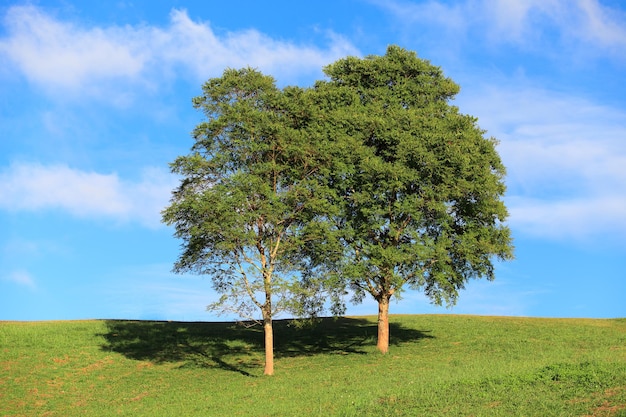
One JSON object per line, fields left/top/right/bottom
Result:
{"left": 100, "top": 263, "right": 225, "bottom": 321}
{"left": 0, "top": 163, "right": 175, "bottom": 227}
{"left": 458, "top": 84, "right": 626, "bottom": 241}
{"left": 508, "top": 196, "right": 626, "bottom": 239}
{"left": 374, "top": 0, "right": 626, "bottom": 58}
{"left": 2, "top": 270, "right": 36, "bottom": 290}
{"left": 0, "top": 5, "right": 359, "bottom": 98}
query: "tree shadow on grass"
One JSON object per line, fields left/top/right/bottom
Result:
{"left": 99, "top": 317, "right": 432, "bottom": 376}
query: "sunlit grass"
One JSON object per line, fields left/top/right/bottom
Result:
{"left": 1, "top": 315, "right": 625, "bottom": 416}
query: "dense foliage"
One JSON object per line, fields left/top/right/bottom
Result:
{"left": 162, "top": 68, "right": 335, "bottom": 374}
{"left": 308, "top": 46, "right": 514, "bottom": 352}
{"left": 163, "top": 46, "right": 514, "bottom": 366}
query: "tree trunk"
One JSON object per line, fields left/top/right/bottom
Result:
{"left": 263, "top": 316, "right": 274, "bottom": 375}
{"left": 377, "top": 297, "right": 390, "bottom": 354}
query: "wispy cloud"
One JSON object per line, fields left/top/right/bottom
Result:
{"left": 458, "top": 84, "right": 626, "bottom": 241}
{"left": 0, "top": 5, "right": 145, "bottom": 91}
{"left": 2, "top": 270, "right": 36, "bottom": 290}
{"left": 0, "top": 163, "right": 175, "bottom": 227}
{"left": 508, "top": 196, "right": 626, "bottom": 239}
{"left": 0, "top": 5, "right": 359, "bottom": 100}
{"left": 101, "top": 263, "right": 225, "bottom": 321}
{"left": 157, "top": 10, "right": 359, "bottom": 82}
{"left": 569, "top": 0, "right": 626, "bottom": 51}
{"left": 1, "top": 237, "right": 68, "bottom": 259}
{"left": 373, "top": 0, "right": 626, "bottom": 59}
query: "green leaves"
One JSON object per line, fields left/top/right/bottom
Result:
{"left": 162, "top": 67, "right": 343, "bottom": 326}
{"left": 309, "top": 46, "right": 514, "bottom": 308}
{"left": 163, "top": 46, "right": 514, "bottom": 341}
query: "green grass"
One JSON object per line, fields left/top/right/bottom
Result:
{"left": 1, "top": 315, "right": 625, "bottom": 416}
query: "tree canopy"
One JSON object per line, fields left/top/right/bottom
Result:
{"left": 308, "top": 46, "right": 514, "bottom": 352}
{"left": 162, "top": 68, "right": 336, "bottom": 375}
{"left": 163, "top": 46, "right": 514, "bottom": 365}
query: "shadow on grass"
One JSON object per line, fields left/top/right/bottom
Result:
{"left": 100, "top": 317, "right": 432, "bottom": 376}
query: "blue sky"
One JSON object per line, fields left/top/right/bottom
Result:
{"left": 1, "top": 0, "right": 624, "bottom": 321}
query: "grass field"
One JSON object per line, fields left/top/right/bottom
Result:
{"left": 1, "top": 315, "right": 625, "bottom": 416}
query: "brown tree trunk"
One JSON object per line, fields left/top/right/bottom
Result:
{"left": 263, "top": 316, "right": 274, "bottom": 375}
{"left": 377, "top": 297, "right": 390, "bottom": 354}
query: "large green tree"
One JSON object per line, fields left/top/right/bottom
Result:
{"left": 310, "top": 46, "right": 514, "bottom": 353}
{"left": 162, "top": 68, "right": 333, "bottom": 375}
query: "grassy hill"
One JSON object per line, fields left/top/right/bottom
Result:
{"left": 1, "top": 315, "right": 625, "bottom": 416}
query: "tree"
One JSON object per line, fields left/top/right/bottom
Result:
{"left": 310, "top": 46, "right": 514, "bottom": 353}
{"left": 162, "top": 68, "right": 334, "bottom": 375}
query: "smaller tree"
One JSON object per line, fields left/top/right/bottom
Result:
{"left": 162, "top": 68, "right": 333, "bottom": 375}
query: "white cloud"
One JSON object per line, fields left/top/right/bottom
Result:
{"left": 374, "top": 0, "right": 468, "bottom": 33}
{"left": 457, "top": 84, "right": 626, "bottom": 240}
{"left": 508, "top": 196, "right": 626, "bottom": 239}
{"left": 573, "top": 0, "right": 626, "bottom": 50}
{"left": 487, "top": 0, "right": 563, "bottom": 43}
{"left": 374, "top": 0, "right": 626, "bottom": 57}
{"left": 0, "top": 5, "right": 359, "bottom": 98}
{"left": 157, "top": 10, "right": 358, "bottom": 81}
{"left": 2, "top": 270, "right": 36, "bottom": 290}
{"left": 0, "top": 5, "right": 145, "bottom": 88}
{"left": 0, "top": 163, "right": 176, "bottom": 227}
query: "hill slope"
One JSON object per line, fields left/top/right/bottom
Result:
{"left": 1, "top": 315, "right": 625, "bottom": 416}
